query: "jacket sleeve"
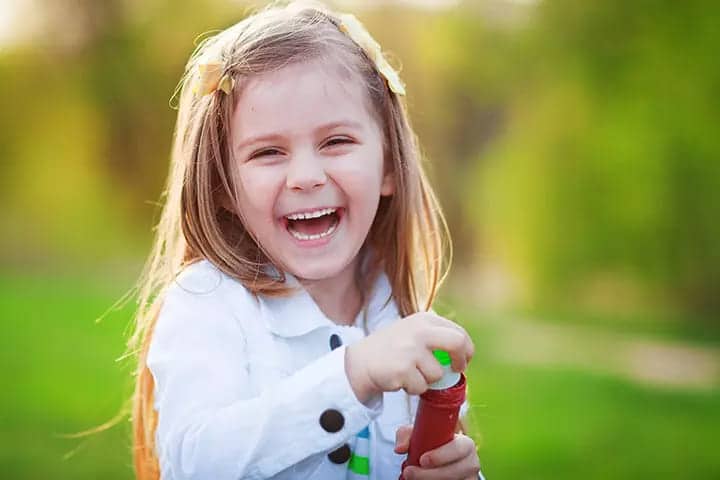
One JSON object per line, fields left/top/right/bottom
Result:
{"left": 147, "top": 282, "right": 383, "bottom": 480}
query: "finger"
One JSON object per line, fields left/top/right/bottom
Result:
{"left": 459, "top": 330, "right": 475, "bottom": 366}
{"left": 426, "top": 313, "right": 475, "bottom": 364}
{"left": 404, "top": 368, "right": 429, "bottom": 396}
{"left": 394, "top": 424, "right": 413, "bottom": 453}
{"left": 424, "top": 328, "right": 469, "bottom": 373}
{"left": 425, "top": 313, "right": 470, "bottom": 339}
{"left": 417, "top": 351, "right": 445, "bottom": 385}
{"left": 408, "top": 312, "right": 474, "bottom": 369}
{"left": 402, "top": 451, "right": 480, "bottom": 480}
{"left": 424, "top": 313, "right": 467, "bottom": 335}
{"left": 419, "top": 434, "right": 476, "bottom": 468}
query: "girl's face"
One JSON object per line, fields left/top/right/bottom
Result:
{"left": 229, "top": 60, "right": 393, "bottom": 281}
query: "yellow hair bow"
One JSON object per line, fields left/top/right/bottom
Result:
{"left": 338, "top": 13, "right": 406, "bottom": 96}
{"left": 192, "top": 60, "right": 235, "bottom": 96}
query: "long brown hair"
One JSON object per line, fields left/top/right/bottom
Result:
{"left": 126, "top": 2, "right": 452, "bottom": 478}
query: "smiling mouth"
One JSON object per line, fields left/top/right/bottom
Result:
{"left": 283, "top": 207, "right": 343, "bottom": 241}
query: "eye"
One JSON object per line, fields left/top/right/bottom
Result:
{"left": 250, "top": 148, "right": 283, "bottom": 159}
{"left": 323, "top": 136, "right": 354, "bottom": 148}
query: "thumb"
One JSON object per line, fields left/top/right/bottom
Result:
{"left": 394, "top": 424, "right": 413, "bottom": 454}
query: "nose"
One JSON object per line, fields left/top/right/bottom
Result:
{"left": 285, "top": 149, "right": 327, "bottom": 191}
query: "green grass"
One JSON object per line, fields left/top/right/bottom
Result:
{"left": 464, "top": 358, "right": 719, "bottom": 479}
{"left": 1, "top": 273, "right": 135, "bottom": 479}
{"left": 2, "top": 273, "right": 718, "bottom": 479}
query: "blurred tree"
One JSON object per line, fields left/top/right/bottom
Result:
{"left": 1, "top": 0, "right": 717, "bottom": 317}
{"left": 472, "top": 0, "right": 720, "bottom": 315}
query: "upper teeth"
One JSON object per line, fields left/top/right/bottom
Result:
{"left": 285, "top": 207, "right": 336, "bottom": 220}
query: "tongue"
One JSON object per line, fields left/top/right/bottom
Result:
{"left": 288, "top": 214, "right": 335, "bottom": 236}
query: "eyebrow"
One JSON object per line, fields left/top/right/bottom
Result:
{"left": 235, "top": 120, "right": 364, "bottom": 153}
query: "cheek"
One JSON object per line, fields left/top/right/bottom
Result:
{"left": 335, "top": 169, "right": 384, "bottom": 219}
{"left": 332, "top": 149, "right": 385, "bottom": 194}
{"left": 234, "top": 166, "right": 282, "bottom": 218}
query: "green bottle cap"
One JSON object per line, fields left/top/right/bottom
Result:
{"left": 433, "top": 349, "right": 452, "bottom": 366}
{"left": 430, "top": 349, "right": 460, "bottom": 390}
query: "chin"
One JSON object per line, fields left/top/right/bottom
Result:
{"left": 286, "top": 259, "right": 350, "bottom": 282}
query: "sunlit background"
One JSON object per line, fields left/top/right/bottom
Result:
{"left": 1, "top": 0, "right": 718, "bottom": 478}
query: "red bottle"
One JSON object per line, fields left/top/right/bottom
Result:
{"left": 399, "top": 350, "right": 467, "bottom": 479}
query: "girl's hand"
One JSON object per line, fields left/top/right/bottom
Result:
{"left": 345, "top": 312, "right": 474, "bottom": 403}
{"left": 395, "top": 424, "right": 481, "bottom": 480}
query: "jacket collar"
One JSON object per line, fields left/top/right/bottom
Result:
{"left": 259, "top": 267, "right": 397, "bottom": 338}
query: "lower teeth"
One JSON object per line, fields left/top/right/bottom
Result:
{"left": 288, "top": 220, "right": 338, "bottom": 241}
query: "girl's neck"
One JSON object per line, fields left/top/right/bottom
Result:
{"left": 298, "top": 257, "right": 363, "bottom": 327}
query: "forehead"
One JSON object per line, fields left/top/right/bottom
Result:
{"left": 230, "top": 60, "right": 379, "bottom": 146}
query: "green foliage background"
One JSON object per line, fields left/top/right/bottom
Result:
{"left": 1, "top": 0, "right": 718, "bottom": 478}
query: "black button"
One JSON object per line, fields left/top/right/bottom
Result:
{"left": 319, "top": 409, "right": 345, "bottom": 433}
{"left": 328, "top": 443, "right": 351, "bottom": 464}
{"left": 329, "top": 333, "right": 342, "bottom": 350}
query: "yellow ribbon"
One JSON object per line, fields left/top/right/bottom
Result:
{"left": 338, "top": 14, "right": 406, "bottom": 96}
{"left": 193, "top": 60, "right": 235, "bottom": 96}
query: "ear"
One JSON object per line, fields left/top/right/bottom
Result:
{"left": 380, "top": 170, "right": 395, "bottom": 196}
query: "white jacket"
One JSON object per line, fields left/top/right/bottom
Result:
{"left": 147, "top": 259, "right": 469, "bottom": 480}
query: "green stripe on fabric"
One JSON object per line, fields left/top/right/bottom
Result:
{"left": 348, "top": 453, "right": 370, "bottom": 475}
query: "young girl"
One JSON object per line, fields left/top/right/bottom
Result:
{"left": 128, "top": 1, "right": 483, "bottom": 479}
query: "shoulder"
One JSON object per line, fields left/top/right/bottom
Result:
{"left": 166, "top": 259, "right": 255, "bottom": 306}
{"left": 155, "top": 259, "right": 259, "bottom": 339}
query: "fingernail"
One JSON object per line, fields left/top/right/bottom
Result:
{"left": 420, "top": 455, "right": 431, "bottom": 467}
{"left": 403, "top": 468, "right": 413, "bottom": 480}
